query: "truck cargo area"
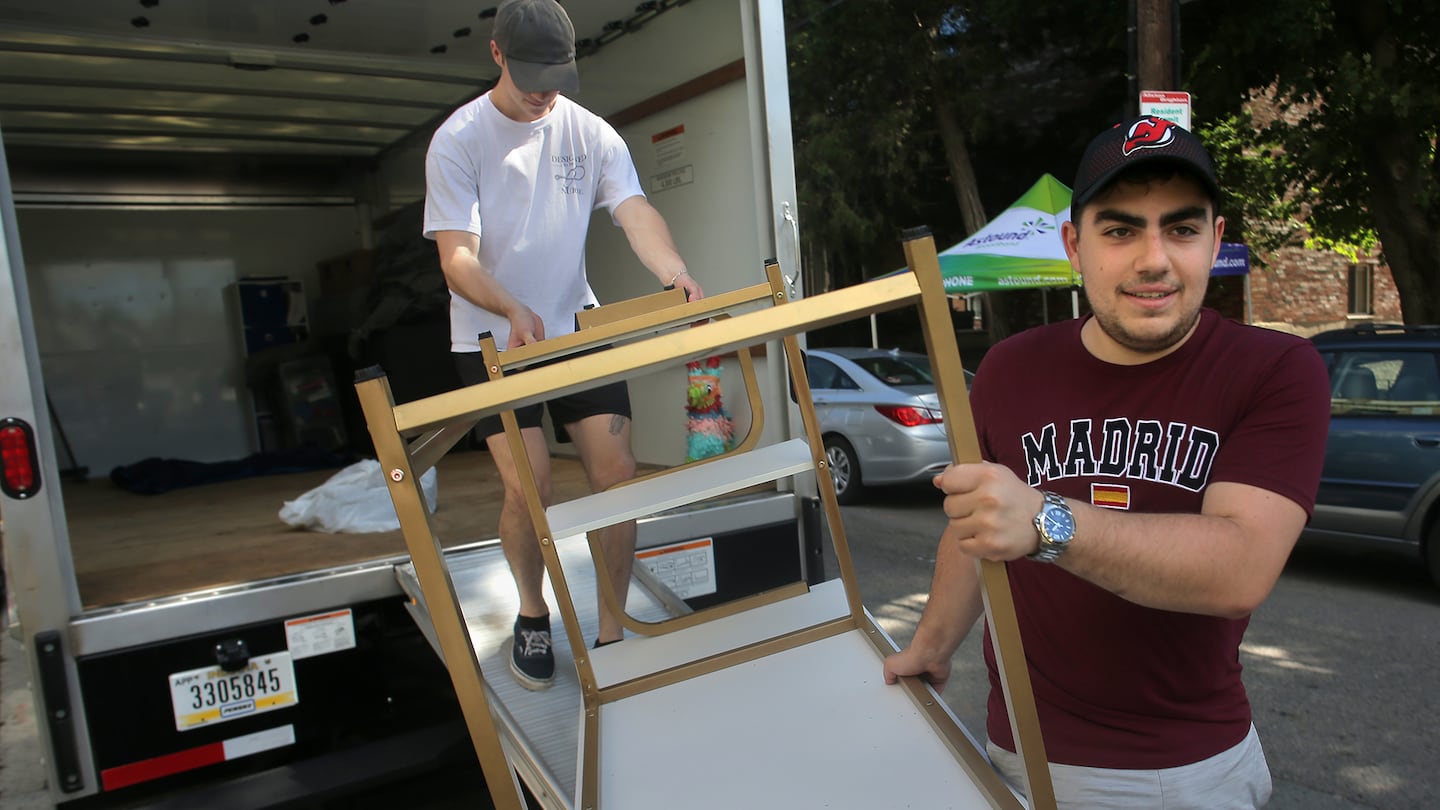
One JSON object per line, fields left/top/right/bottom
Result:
{"left": 63, "top": 453, "right": 594, "bottom": 610}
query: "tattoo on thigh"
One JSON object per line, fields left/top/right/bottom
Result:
{"left": 609, "top": 414, "right": 629, "bottom": 435}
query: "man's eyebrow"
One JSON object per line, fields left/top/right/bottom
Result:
{"left": 1091, "top": 209, "right": 1145, "bottom": 228}
{"left": 1090, "top": 206, "right": 1210, "bottom": 228}
{"left": 1160, "top": 206, "right": 1210, "bottom": 227}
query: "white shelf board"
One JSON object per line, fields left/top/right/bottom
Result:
{"left": 545, "top": 438, "right": 815, "bottom": 539}
{"left": 588, "top": 578, "right": 850, "bottom": 689}
{"left": 594, "top": 628, "right": 1007, "bottom": 808}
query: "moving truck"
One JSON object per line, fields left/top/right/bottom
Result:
{"left": 0, "top": 1, "right": 816, "bottom": 805}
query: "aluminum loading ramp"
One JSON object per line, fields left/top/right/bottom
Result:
{"left": 356, "top": 234, "right": 1059, "bottom": 810}
{"left": 397, "top": 546, "right": 1002, "bottom": 808}
{"left": 395, "top": 540, "right": 677, "bottom": 808}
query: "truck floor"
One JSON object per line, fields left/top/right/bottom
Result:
{"left": 61, "top": 452, "right": 597, "bottom": 609}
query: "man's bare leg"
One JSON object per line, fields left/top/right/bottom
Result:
{"left": 566, "top": 413, "right": 638, "bottom": 645}
{"left": 485, "top": 426, "right": 555, "bottom": 619}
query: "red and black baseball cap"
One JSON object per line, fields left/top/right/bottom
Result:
{"left": 1072, "top": 115, "right": 1220, "bottom": 208}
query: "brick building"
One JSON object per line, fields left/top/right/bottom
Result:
{"left": 1205, "top": 90, "right": 1408, "bottom": 336}
{"left": 1203, "top": 247, "right": 1404, "bottom": 337}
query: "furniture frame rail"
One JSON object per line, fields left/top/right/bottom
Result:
{"left": 354, "top": 231, "right": 1057, "bottom": 810}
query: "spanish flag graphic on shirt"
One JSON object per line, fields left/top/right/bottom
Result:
{"left": 1091, "top": 483, "right": 1131, "bottom": 510}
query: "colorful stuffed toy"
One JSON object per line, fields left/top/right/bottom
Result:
{"left": 685, "top": 356, "right": 735, "bottom": 462}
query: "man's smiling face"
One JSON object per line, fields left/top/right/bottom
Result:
{"left": 1064, "top": 171, "right": 1225, "bottom": 365}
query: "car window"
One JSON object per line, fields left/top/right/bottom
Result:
{"left": 851, "top": 356, "right": 934, "bottom": 387}
{"left": 1323, "top": 349, "right": 1440, "bottom": 416}
{"left": 806, "top": 356, "right": 860, "bottom": 390}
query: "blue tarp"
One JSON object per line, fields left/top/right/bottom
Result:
{"left": 110, "top": 445, "right": 354, "bottom": 495}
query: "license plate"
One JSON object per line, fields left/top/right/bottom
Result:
{"left": 168, "top": 652, "right": 299, "bottom": 732}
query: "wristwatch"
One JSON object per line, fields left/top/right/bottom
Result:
{"left": 1028, "top": 491, "right": 1075, "bottom": 563}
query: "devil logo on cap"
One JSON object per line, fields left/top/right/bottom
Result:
{"left": 1122, "top": 116, "right": 1176, "bottom": 156}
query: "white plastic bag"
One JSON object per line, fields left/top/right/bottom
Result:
{"left": 279, "top": 459, "right": 437, "bottom": 533}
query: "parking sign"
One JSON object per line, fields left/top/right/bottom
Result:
{"left": 1139, "top": 90, "right": 1192, "bottom": 131}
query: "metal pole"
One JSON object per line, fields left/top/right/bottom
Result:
{"left": 1126, "top": 0, "right": 1139, "bottom": 116}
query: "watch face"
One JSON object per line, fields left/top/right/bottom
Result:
{"left": 1043, "top": 505, "right": 1075, "bottom": 541}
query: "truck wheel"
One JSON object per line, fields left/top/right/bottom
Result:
{"left": 824, "top": 436, "right": 863, "bottom": 505}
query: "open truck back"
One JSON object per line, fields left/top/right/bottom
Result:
{"left": 0, "top": 1, "right": 813, "bottom": 805}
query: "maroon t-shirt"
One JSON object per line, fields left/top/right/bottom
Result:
{"left": 975, "top": 309, "right": 1330, "bottom": 769}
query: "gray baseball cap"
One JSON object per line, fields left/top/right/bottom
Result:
{"left": 493, "top": 0, "right": 579, "bottom": 94}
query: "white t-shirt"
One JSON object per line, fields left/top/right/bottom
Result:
{"left": 423, "top": 93, "right": 645, "bottom": 351}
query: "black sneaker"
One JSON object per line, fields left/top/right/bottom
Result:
{"left": 510, "top": 615, "right": 555, "bottom": 691}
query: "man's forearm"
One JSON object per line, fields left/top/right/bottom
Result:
{"left": 936, "top": 464, "right": 1307, "bottom": 620}
{"left": 1057, "top": 484, "right": 1305, "bottom": 619}
{"left": 614, "top": 197, "right": 686, "bottom": 282}
{"left": 909, "top": 525, "right": 986, "bottom": 659}
{"left": 441, "top": 251, "right": 518, "bottom": 318}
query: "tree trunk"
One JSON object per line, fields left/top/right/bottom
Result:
{"left": 1360, "top": 141, "right": 1440, "bottom": 325}
{"left": 1341, "top": 3, "right": 1440, "bottom": 325}
{"left": 931, "top": 89, "right": 1022, "bottom": 338}
{"left": 933, "top": 91, "right": 988, "bottom": 236}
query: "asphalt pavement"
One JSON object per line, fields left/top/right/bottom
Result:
{"left": 2, "top": 623, "right": 48, "bottom": 810}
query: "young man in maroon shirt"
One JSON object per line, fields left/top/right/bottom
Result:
{"left": 884, "top": 117, "right": 1330, "bottom": 808}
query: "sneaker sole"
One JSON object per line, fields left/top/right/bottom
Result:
{"left": 509, "top": 656, "right": 555, "bottom": 691}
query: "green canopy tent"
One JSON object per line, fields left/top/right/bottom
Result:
{"left": 936, "top": 173, "right": 1078, "bottom": 292}
{"left": 874, "top": 174, "right": 1080, "bottom": 345}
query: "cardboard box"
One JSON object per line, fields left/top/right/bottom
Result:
{"left": 317, "top": 249, "right": 375, "bottom": 296}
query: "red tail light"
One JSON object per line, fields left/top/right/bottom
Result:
{"left": 874, "top": 405, "right": 943, "bottom": 427}
{"left": 1, "top": 418, "right": 41, "bottom": 499}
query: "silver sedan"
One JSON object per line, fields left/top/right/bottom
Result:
{"left": 804, "top": 348, "right": 971, "bottom": 504}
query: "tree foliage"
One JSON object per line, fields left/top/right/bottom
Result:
{"left": 787, "top": 1, "right": 1440, "bottom": 326}
{"left": 1181, "top": 0, "right": 1439, "bottom": 323}
{"left": 786, "top": 0, "right": 1125, "bottom": 302}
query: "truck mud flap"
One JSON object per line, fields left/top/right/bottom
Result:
{"left": 35, "top": 629, "right": 85, "bottom": 793}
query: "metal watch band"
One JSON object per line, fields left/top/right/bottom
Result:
{"left": 1028, "top": 491, "right": 1073, "bottom": 563}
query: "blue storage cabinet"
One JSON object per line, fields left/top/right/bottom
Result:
{"left": 228, "top": 278, "right": 309, "bottom": 452}
{"left": 234, "top": 278, "right": 308, "bottom": 354}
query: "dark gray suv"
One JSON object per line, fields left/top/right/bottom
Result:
{"left": 1307, "top": 324, "right": 1440, "bottom": 584}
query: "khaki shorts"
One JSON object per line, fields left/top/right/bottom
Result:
{"left": 986, "top": 724, "right": 1273, "bottom": 810}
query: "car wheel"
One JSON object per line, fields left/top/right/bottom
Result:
{"left": 1426, "top": 519, "right": 1440, "bottom": 587}
{"left": 824, "top": 435, "right": 863, "bottom": 505}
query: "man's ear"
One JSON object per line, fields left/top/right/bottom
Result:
{"left": 1210, "top": 215, "right": 1226, "bottom": 267}
{"left": 490, "top": 40, "right": 504, "bottom": 68}
{"left": 1061, "top": 220, "right": 1082, "bottom": 272}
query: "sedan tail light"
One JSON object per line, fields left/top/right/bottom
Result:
{"left": 874, "top": 405, "right": 943, "bottom": 427}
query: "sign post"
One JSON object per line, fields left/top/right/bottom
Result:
{"left": 1139, "top": 90, "right": 1192, "bottom": 131}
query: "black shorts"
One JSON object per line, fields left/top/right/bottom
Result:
{"left": 454, "top": 350, "right": 631, "bottom": 443}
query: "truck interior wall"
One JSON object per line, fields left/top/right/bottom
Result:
{"left": 571, "top": 0, "right": 774, "bottom": 466}
{"left": 586, "top": 77, "right": 769, "bottom": 466}
{"left": 15, "top": 205, "right": 362, "bottom": 476}
{"left": 371, "top": 138, "right": 427, "bottom": 216}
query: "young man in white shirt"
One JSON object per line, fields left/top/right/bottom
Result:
{"left": 423, "top": 0, "right": 704, "bottom": 690}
